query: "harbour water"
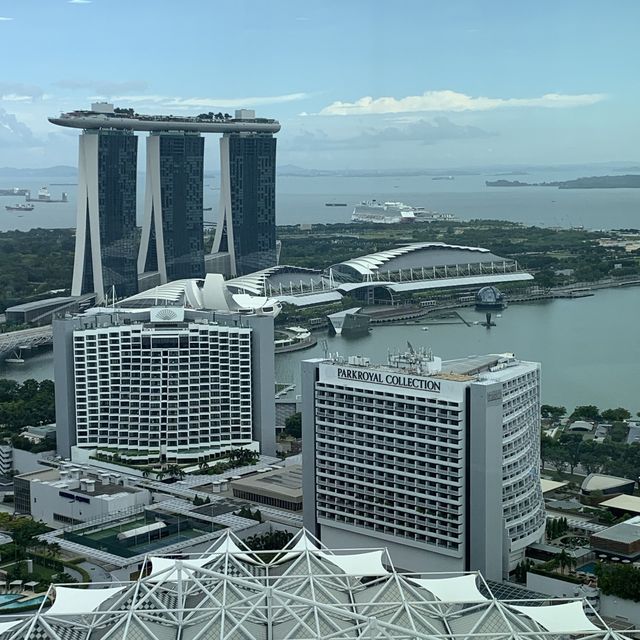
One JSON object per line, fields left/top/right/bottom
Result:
{"left": 2, "top": 172, "right": 640, "bottom": 232}
{"left": 3, "top": 286, "right": 640, "bottom": 414}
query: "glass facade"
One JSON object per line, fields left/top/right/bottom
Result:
{"left": 156, "top": 133, "right": 205, "bottom": 280}
{"left": 222, "top": 133, "right": 277, "bottom": 275}
{"left": 81, "top": 130, "right": 138, "bottom": 298}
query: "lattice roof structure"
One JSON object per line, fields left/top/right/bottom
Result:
{"left": 3, "top": 529, "right": 634, "bottom": 640}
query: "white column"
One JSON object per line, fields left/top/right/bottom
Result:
{"left": 138, "top": 135, "right": 167, "bottom": 283}
{"left": 211, "top": 135, "right": 237, "bottom": 276}
{"left": 72, "top": 133, "right": 105, "bottom": 302}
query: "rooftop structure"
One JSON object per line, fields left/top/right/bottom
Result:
{"left": 49, "top": 103, "right": 280, "bottom": 133}
{"left": 581, "top": 473, "right": 635, "bottom": 496}
{"left": 600, "top": 494, "right": 640, "bottom": 515}
{"left": 230, "top": 464, "right": 303, "bottom": 511}
{"left": 3, "top": 529, "right": 622, "bottom": 640}
{"left": 591, "top": 516, "right": 640, "bottom": 558}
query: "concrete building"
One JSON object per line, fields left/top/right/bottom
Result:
{"left": 230, "top": 464, "right": 303, "bottom": 511}
{"left": 71, "top": 127, "right": 139, "bottom": 302}
{"left": 302, "top": 350, "right": 545, "bottom": 581}
{"left": 591, "top": 516, "right": 640, "bottom": 560}
{"left": 14, "top": 465, "right": 151, "bottom": 525}
{"left": 138, "top": 132, "right": 205, "bottom": 284}
{"left": 53, "top": 304, "right": 276, "bottom": 463}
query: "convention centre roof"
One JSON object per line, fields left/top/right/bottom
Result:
{"left": 328, "top": 242, "right": 507, "bottom": 280}
{"left": 226, "top": 242, "right": 532, "bottom": 306}
{"left": 4, "top": 529, "right": 630, "bottom": 640}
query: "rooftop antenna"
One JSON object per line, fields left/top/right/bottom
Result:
{"left": 407, "top": 340, "right": 416, "bottom": 355}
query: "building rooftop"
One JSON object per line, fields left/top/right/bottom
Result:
{"left": 230, "top": 464, "right": 303, "bottom": 500}
{"left": 4, "top": 528, "right": 626, "bottom": 640}
{"left": 592, "top": 516, "right": 640, "bottom": 544}
{"left": 5, "top": 296, "right": 76, "bottom": 313}
{"left": 581, "top": 473, "right": 635, "bottom": 493}
{"left": 540, "top": 478, "right": 569, "bottom": 495}
{"left": 600, "top": 494, "right": 640, "bottom": 515}
{"left": 49, "top": 106, "right": 280, "bottom": 134}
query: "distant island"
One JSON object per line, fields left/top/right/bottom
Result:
{"left": 486, "top": 174, "right": 640, "bottom": 189}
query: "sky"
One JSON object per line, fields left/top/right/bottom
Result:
{"left": 0, "top": 0, "right": 639, "bottom": 170}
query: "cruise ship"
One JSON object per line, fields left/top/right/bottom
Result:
{"left": 352, "top": 200, "right": 455, "bottom": 224}
{"left": 351, "top": 200, "right": 416, "bottom": 224}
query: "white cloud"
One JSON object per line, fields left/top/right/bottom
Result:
{"left": 0, "top": 17, "right": 14, "bottom": 21}
{"left": 0, "top": 83, "right": 44, "bottom": 102}
{"left": 90, "top": 92, "right": 311, "bottom": 110}
{"left": 68, "top": 0, "right": 92, "bottom": 4}
{"left": 319, "top": 90, "right": 606, "bottom": 116}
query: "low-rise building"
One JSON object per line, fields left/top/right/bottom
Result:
{"left": 230, "top": 465, "right": 303, "bottom": 511}
{"left": 581, "top": 474, "right": 635, "bottom": 498}
{"left": 14, "top": 466, "right": 151, "bottom": 526}
{"left": 591, "top": 516, "right": 640, "bottom": 560}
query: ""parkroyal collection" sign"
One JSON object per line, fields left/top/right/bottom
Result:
{"left": 336, "top": 367, "right": 441, "bottom": 393}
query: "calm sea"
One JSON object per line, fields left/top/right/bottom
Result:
{"left": 3, "top": 286, "right": 640, "bottom": 414}
{"left": 1, "top": 171, "right": 640, "bottom": 232}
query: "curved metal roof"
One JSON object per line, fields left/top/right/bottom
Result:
{"left": 331, "top": 242, "right": 495, "bottom": 277}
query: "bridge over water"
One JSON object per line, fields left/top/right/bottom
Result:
{"left": 0, "top": 326, "right": 53, "bottom": 361}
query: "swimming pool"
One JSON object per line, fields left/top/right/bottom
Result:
{"left": 577, "top": 562, "right": 597, "bottom": 574}
{"left": 0, "top": 595, "right": 47, "bottom": 610}
{"left": 0, "top": 594, "right": 21, "bottom": 605}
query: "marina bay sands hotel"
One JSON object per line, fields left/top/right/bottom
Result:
{"left": 49, "top": 103, "right": 280, "bottom": 301}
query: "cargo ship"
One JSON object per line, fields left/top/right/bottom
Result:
{"left": 0, "top": 188, "right": 28, "bottom": 196}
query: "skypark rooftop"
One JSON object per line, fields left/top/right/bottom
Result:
{"left": 49, "top": 104, "right": 281, "bottom": 134}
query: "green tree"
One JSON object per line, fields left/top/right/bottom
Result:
{"left": 601, "top": 408, "right": 632, "bottom": 422}
{"left": 283, "top": 413, "right": 302, "bottom": 439}
{"left": 559, "top": 432, "right": 583, "bottom": 475}
{"left": 570, "top": 405, "right": 600, "bottom": 421}
{"left": 541, "top": 405, "right": 566, "bottom": 421}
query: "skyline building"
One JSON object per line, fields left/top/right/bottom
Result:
{"left": 71, "top": 128, "right": 139, "bottom": 302}
{"left": 50, "top": 104, "right": 281, "bottom": 294}
{"left": 302, "top": 349, "right": 545, "bottom": 582}
{"left": 138, "top": 132, "right": 205, "bottom": 284}
{"left": 211, "top": 111, "right": 278, "bottom": 276}
{"left": 53, "top": 305, "right": 276, "bottom": 463}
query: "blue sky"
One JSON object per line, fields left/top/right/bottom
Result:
{"left": 0, "top": 0, "right": 638, "bottom": 169}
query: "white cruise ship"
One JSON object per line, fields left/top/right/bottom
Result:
{"left": 351, "top": 200, "right": 416, "bottom": 224}
{"left": 352, "top": 200, "right": 455, "bottom": 224}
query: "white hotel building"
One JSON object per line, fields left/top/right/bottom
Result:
{"left": 302, "top": 350, "right": 545, "bottom": 581}
{"left": 54, "top": 306, "right": 276, "bottom": 463}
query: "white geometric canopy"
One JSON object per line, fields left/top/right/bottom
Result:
{"left": 1, "top": 529, "right": 631, "bottom": 640}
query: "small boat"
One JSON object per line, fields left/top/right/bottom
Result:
{"left": 325, "top": 202, "right": 348, "bottom": 207}
{"left": 4, "top": 358, "right": 25, "bottom": 364}
{"left": 421, "top": 326, "right": 429, "bottom": 331}
{"left": 5, "top": 203, "right": 34, "bottom": 212}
